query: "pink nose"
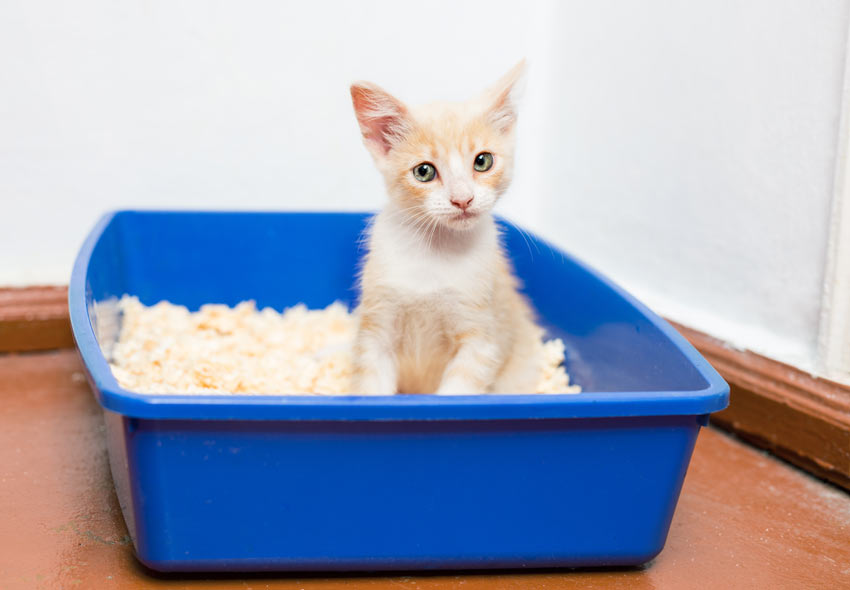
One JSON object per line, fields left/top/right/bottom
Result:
{"left": 451, "top": 195, "right": 473, "bottom": 210}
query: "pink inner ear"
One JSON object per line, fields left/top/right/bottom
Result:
{"left": 363, "top": 115, "right": 399, "bottom": 155}
{"left": 351, "top": 84, "right": 409, "bottom": 156}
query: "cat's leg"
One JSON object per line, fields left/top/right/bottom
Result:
{"left": 491, "top": 302, "right": 546, "bottom": 394}
{"left": 351, "top": 308, "right": 398, "bottom": 395}
{"left": 491, "top": 336, "right": 542, "bottom": 394}
{"left": 492, "top": 291, "right": 543, "bottom": 394}
{"left": 436, "top": 329, "right": 503, "bottom": 395}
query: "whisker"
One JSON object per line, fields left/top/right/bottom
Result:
{"left": 500, "top": 216, "right": 539, "bottom": 262}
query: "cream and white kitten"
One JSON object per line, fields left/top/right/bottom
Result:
{"left": 349, "top": 61, "right": 544, "bottom": 395}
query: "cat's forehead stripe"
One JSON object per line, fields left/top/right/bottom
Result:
{"left": 412, "top": 103, "right": 492, "bottom": 153}
{"left": 412, "top": 120, "right": 495, "bottom": 162}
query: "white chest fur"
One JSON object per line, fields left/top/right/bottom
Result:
{"left": 367, "top": 211, "right": 499, "bottom": 301}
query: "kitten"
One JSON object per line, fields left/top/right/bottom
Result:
{"left": 349, "top": 61, "right": 544, "bottom": 395}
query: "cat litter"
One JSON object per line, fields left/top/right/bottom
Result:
{"left": 108, "top": 295, "right": 580, "bottom": 395}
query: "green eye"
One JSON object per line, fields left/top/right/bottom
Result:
{"left": 474, "top": 152, "right": 494, "bottom": 172}
{"left": 412, "top": 163, "right": 437, "bottom": 182}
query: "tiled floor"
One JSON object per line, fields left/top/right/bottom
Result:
{"left": 1, "top": 350, "right": 848, "bottom": 590}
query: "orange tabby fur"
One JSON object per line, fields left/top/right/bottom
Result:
{"left": 350, "top": 62, "right": 544, "bottom": 395}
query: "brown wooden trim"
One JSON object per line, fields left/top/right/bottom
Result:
{"left": 0, "top": 286, "right": 74, "bottom": 353}
{"left": 671, "top": 321, "right": 850, "bottom": 491}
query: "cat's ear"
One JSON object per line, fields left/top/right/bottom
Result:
{"left": 484, "top": 59, "right": 526, "bottom": 134}
{"left": 350, "top": 82, "right": 412, "bottom": 157}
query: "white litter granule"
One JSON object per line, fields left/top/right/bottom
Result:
{"left": 108, "top": 296, "right": 581, "bottom": 395}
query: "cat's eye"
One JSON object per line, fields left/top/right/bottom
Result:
{"left": 412, "top": 163, "right": 437, "bottom": 182}
{"left": 474, "top": 152, "right": 494, "bottom": 172}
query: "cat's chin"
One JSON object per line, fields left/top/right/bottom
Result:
{"left": 440, "top": 211, "right": 482, "bottom": 231}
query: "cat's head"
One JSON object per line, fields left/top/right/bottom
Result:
{"left": 351, "top": 62, "right": 524, "bottom": 232}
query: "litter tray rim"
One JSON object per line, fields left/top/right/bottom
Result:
{"left": 69, "top": 210, "right": 729, "bottom": 421}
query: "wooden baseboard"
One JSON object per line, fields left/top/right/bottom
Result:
{"left": 0, "top": 286, "right": 74, "bottom": 353}
{"left": 672, "top": 322, "right": 850, "bottom": 491}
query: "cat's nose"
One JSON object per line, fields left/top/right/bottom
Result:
{"left": 450, "top": 195, "right": 474, "bottom": 211}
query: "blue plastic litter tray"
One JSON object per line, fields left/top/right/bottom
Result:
{"left": 69, "top": 210, "right": 728, "bottom": 572}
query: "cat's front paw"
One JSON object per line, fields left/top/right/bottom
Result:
{"left": 436, "top": 378, "right": 486, "bottom": 396}
{"left": 351, "top": 371, "right": 397, "bottom": 396}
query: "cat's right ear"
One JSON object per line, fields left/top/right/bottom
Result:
{"left": 484, "top": 60, "right": 526, "bottom": 134}
{"left": 350, "top": 82, "right": 412, "bottom": 158}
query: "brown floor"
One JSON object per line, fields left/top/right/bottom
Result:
{"left": 1, "top": 350, "right": 848, "bottom": 590}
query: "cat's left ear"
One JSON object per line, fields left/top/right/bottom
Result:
{"left": 350, "top": 82, "right": 412, "bottom": 158}
{"left": 484, "top": 59, "right": 526, "bottom": 134}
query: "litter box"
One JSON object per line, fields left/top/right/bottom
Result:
{"left": 69, "top": 210, "right": 728, "bottom": 572}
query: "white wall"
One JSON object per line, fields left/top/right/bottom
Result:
{"left": 1, "top": 1, "right": 848, "bottom": 377}
{"left": 0, "top": 0, "right": 537, "bottom": 281}
{"left": 530, "top": 1, "right": 850, "bottom": 373}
